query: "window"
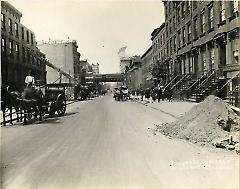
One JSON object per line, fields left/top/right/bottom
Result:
{"left": 163, "top": 34, "right": 165, "bottom": 44}
{"left": 166, "top": 24, "right": 168, "bottom": 37}
{"left": 187, "top": 23, "right": 191, "bottom": 42}
{"left": 26, "top": 30, "right": 29, "bottom": 43}
{"left": 1, "top": 38, "right": 6, "bottom": 53}
{"left": 27, "top": 49, "right": 30, "bottom": 61}
{"left": 193, "top": 17, "right": 198, "bottom": 39}
{"left": 183, "top": 58, "right": 186, "bottom": 74}
{"left": 173, "top": 16, "right": 176, "bottom": 30}
{"left": 186, "top": 1, "right": 191, "bottom": 15}
{"left": 233, "top": 0, "right": 239, "bottom": 13}
{"left": 209, "top": 6, "right": 214, "bottom": 29}
{"left": 169, "top": 2, "right": 171, "bottom": 15}
{"left": 177, "top": 8, "right": 180, "bottom": 23}
{"left": 178, "top": 30, "right": 181, "bottom": 48}
{"left": 167, "top": 41, "right": 169, "bottom": 55}
{"left": 220, "top": 1, "right": 226, "bottom": 22}
{"left": 8, "top": 18, "right": 13, "bottom": 34}
{"left": 233, "top": 49, "right": 239, "bottom": 64}
{"left": 9, "top": 41, "right": 13, "bottom": 56}
{"left": 210, "top": 48, "right": 214, "bottom": 69}
{"left": 193, "top": 1, "right": 197, "bottom": 10}
{"left": 174, "top": 35, "right": 176, "bottom": 53}
{"left": 1, "top": 13, "right": 5, "bottom": 30}
{"left": 202, "top": 50, "right": 206, "bottom": 74}
{"left": 15, "top": 44, "right": 19, "bottom": 58}
{"left": 189, "top": 56, "right": 193, "bottom": 73}
{"left": 169, "top": 19, "right": 172, "bottom": 33}
{"left": 165, "top": 5, "right": 168, "bottom": 19}
{"left": 182, "top": 2, "right": 185, "bottom": 20}
{"left": 233, "top": 39, "right": 239, "bottom": 64}
{"left": 22, "top": 46, "right": 26, "bottom": 61}
{"left": 31, "top": 33, "right": 34, "bottom": 45}
{"left": 170, "top": 38, "right": 172, "bottom": 55}
{"left": 21, "top": 27, "right": 24, "bottom": 40}
{"left": 15, "top": 22, "right": 19, "bottom": 37}
{"left": 201, "top": 12, "right": 205, "bottom": 34}
{"left": 182, "top": 27, "right": 186, "bottom": 45}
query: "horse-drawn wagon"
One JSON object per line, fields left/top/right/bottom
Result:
{"left": 113, "top": 86, "right": 130, "bottom": 101}
{"left": 1, "top": 83, "right": 71, "bottom": 125}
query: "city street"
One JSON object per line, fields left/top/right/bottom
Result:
{"left": 1, "top": 94, "right": 239, "bottom": 189}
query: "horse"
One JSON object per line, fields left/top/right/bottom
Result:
{"left": 21, "top": 86, "right": 44, "bottom": 124}
{"left": 1, "top": 86, "right": 23, "bottom": 125}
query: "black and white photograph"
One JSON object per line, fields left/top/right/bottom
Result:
{"left": 1, "top": 0, "right": 239, "bottom": 188}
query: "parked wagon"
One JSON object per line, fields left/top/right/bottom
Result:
{"left": 43, "top": 83, "right": 69, "bottom": 117}
{"left": 1, "top": 83, "right": 71, "bottom": 125}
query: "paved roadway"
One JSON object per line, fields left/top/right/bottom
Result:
{"left": 1, "top": 94, "right": 239, "bottom": 189}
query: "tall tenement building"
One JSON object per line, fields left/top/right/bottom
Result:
{"left": 141, "top": 46, "right": 153, "bottom": 89}
{"left": 160, "top": 0, "right": 239, "bottom": 101}
{"left": 37, "top": 40, "right": 81, "bottom": 84}
{"left": 92, "top": 63, "right": 99, "bottom": 75}
{"left": 1, "top": 1, "right": 46, "bottom": 91}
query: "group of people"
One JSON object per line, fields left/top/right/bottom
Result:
{"left": 138, "top": 86, "right": 173, "bottom": 102}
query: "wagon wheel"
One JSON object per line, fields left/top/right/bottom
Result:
{"left": 26, "top": 108, "right": 34, "bottom": 120}
{"left": 56, "top": 94, "right": 66, "bottom": 116}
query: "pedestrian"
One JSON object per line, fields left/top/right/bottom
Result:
{"left": 151, "top": 88, "right": 156, "bottom": 102}
{"left": 145, "top": 88, "right": 150, "bottom": 101}
{"left": 162, "top": 87, "right": 165, "bottom": 101}
{"left": 141, "top": 89, "right": 144, "bottom": 101}
{"left": 167, "top": 88, "right": 173, "bottom": 102}
{"left": 157, "top": 87, "right": 162, "bottom": 102}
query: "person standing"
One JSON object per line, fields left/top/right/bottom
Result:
{"left": 151, "top": 88, "right": 156, "bottom": 102}
{"left": 157, "top": 87, "right": 162, "bottom": 102}
{"left": 140, "top": 89, "right": 144, "bottom": 101}
{"left": 145, "top": 88, "right": 150, "bottom": 101}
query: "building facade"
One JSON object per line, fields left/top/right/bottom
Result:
{"left": 1, "top": 1, "right": 46, "bottom": 91}
{"left": 37, "top": 40, "right": 81, "bottom": 84}
{"left": 140, "top": 46, "right": 153, "bottom": 89}
{"left": 162, "top": 0, "right": 239, "bottom": 101}
{"left": 80, "top": 59, "right": 92, "bottom": 86}
{"left": 92, "top": 63, "right": 99, "bottom": 75}
{"left": 120, "top": 57, "right": 131, "bottom": 73}
{"left": 151, "top": 23, "right": 169, "bottom": 85}
{"left": 125, "top": 56, "right": 142, "bottom": 91}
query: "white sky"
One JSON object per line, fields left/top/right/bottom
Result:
{"left": 8, "top": 0, "right": 164, "bottom": 74}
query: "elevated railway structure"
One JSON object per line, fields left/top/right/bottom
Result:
{"left": 86, "top": 73, "right": 124, "bottom": 83}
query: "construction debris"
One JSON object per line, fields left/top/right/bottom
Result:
{"left": 155, "top": 95, "right": 240, "bottom": 152}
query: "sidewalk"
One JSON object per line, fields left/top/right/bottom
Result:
{"left": 130, "top": 95, "right": 197, "bottom": 118}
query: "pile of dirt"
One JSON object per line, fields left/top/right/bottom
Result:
{"left": 155, "top": 95, "right": 240, "bottom": 149}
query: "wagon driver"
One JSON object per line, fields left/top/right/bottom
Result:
{"left": 25, "top": 71, "right": 35, "bottom": 87}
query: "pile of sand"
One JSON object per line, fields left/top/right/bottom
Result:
{"left": 155, "top": 95, "right": 240, "bottom": 146}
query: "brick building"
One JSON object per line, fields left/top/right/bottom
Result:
{"left": 1, "top": 1, "right": 46, "bottom": 91}
{"left": 80, "top": 59, "right": 92, "bottom": 86}
{"left": 151, "top": 23, "right": 169, "bottom": 85}
{"left": 125, "top": 56, "right": 142, "bottom": 91}
{"left": 162, "top": 0, "right": 239, "bottom": 102}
